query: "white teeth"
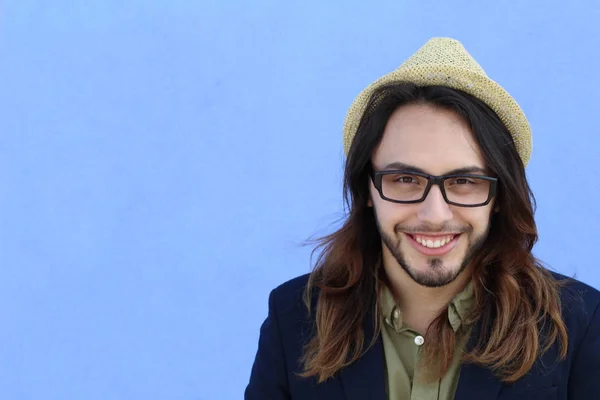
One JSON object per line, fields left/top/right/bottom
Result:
{"left": 413, "top": 235, "right": 455, "bottom": 249}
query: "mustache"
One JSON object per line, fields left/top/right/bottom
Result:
{"left": 394, "top": 224, "right": 471, "bottom": 234}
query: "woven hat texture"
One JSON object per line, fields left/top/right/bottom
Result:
{"left": 342, "top": 37, "right": 532, "bottom": 166}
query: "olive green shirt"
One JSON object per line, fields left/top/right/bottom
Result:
{"left": 380, "top": 280, "right": 475, "bottom": 400}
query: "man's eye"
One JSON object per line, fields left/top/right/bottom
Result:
{"left": 395, "top": 176, "right": 417, "bottom": 183}
{"left": 454, "top": 178, "right": 471, "bottom": 184}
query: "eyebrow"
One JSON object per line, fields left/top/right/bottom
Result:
{"left": 381, "top": 161, "right": 489, "bottom": 176}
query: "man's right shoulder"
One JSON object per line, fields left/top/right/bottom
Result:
{"left": 271, "top": 273, "right": 312, "bottom": 300}
{"left": 268, "top": 273, "right": 316, "bottom": 318}
{"left": 273, "top": 273, "right": 311, "bottom": 293}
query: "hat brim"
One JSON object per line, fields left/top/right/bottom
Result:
{"left": 342, "top": 64, "right": 531, "bottom": 166}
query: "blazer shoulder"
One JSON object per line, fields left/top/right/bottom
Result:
{"left": 550, "top": 270, "right": 600, "bottom": 332}
{"left": 551, "top": 271, "right": 600, "bottom": 308}
{"left": 273, "top": 273, "right": 311, "bottom": 296}
{"left": 269, "top": 273, "right": 315, "bottom": 319}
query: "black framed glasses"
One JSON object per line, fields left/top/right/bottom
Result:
{"left": 370, "top": 169, "right": 498, "bottom": 207}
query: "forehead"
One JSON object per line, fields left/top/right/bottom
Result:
{"left": 371, "top": 104, "right": 486, "bottom": 174}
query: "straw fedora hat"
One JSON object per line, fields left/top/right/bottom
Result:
{"left": 342, "top": 37, "right": 532, "bottom": 166}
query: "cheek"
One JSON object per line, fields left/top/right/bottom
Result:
{"left": 458, "top": 208, "right": 493, "bottom": 231}
{"left": 372, "top": 201, "right": 414, "bottom": 230}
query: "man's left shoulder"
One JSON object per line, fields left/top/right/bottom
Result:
{"left": 548, "top": 270, "right": 600, "bottom": 330}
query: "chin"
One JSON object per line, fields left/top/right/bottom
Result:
{"left": 409, "top": 267, "right": 462, "bottom": 288}
{"left": 401, "top": 252, "right": 467, "bottom": 287}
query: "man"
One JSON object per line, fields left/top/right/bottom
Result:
{"left": 245, "top": 38, "right": 600, "bottom": 399}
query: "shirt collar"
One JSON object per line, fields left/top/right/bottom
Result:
{"left": 379, "top": 279, "right": 475, "bottom": 333}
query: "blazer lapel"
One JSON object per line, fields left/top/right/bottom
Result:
{"left": 339, "top": 308, "right": 387, "bottom": 400}
{"left": 455, "top": 362, "right": 503, "bottom": 400}
{"left": 455, "top": 319, "right": 503, "bottom": 400}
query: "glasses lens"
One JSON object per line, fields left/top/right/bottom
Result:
{"left": 380, "top": 173, "right": 491, "bottom": 205}
{"left": 381, "top": 173, "right": 428, "bottom": 201}
{"left": 443, "top": 176, "right": 491, "bottom": 205}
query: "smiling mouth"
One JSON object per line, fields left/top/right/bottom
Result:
{"left": 408, "top": 234, "right": 460, "bottom": 249}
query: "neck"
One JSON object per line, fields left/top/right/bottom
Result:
{"left": 381, "top": 248, "right": 473, "bottom": 333}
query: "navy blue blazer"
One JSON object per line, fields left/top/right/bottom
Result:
{"left": 246, "top": 272, "right": 600, "bottom": 400}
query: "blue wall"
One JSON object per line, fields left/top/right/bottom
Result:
{"left": 2, "top": 1, "right": 599, "bottom": 399}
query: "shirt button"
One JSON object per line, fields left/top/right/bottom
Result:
{"left": 414, "top": 335, "right": 425, "bottom": 346}
{"left": 393, "top": 309, "right": 400, "bottom": 319}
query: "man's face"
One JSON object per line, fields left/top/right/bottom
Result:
{"left": 369, "top": 103, "right": 495, "bottom": 288}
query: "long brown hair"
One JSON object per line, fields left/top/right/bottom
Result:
{"left": 299, "top": 83, "right": 569, "bottom": 384}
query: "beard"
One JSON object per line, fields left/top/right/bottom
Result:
{"left": 376, "top": 219, "right": 490, "bottom": 288}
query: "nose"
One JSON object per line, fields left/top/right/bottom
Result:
{"left": 417, "top": 184, "right": 453, "bottom": 225}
